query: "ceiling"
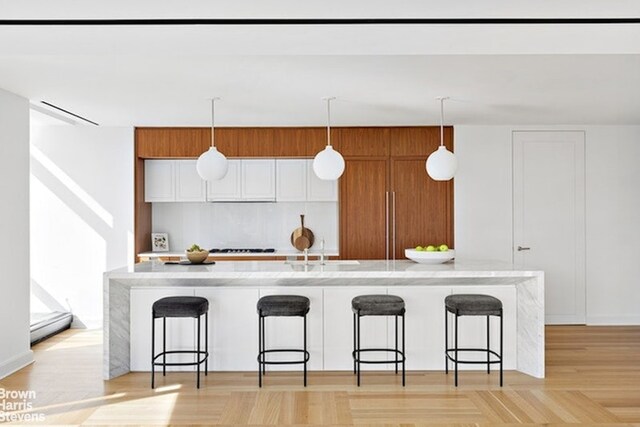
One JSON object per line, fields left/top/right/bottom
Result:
{"left": 2, "top": 1, "right": 640, "bottom": 127}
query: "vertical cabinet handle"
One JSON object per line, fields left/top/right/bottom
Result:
{"left": 385, "top": 191, "right": 390, "bottom": 260}
{"left": 392, "top": 191, "right": 397, "bottom": 260}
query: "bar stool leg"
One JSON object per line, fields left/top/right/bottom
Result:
{"left": 353, "top": 312, "right": 356, "bottom": 375}
{"left": 357, "top": 313, "right": 361, "bottom": 387}
{"left": 151, "top": 314, "right": 155, "bottom": 389}
{"left": 487, "top": 315, "right": 491, "bottom": 374}
{"left": 500, "top": 310, "right": 504, "bottom": 387}
{"left": 197, "top": 315, "right": 201, "bottom": 389}
{"left": 258, "top": 313, "right": 262, "bottom": 388}
{"left": 395, "top": 315, "right": 399, "bottom": 374}
{"left": 303, "top": 314, "right": 307, "bottom": 387}
{"left": 402, "top": 313, "right": 406, "bottom": 387}
{"left": 454, "top": 311, "right": 459, "bottom": 387}
{"left": 162, "top": 317, "right": 167, "bottom": 377}
{"left": 205, "top": 312, "right": 208, "bottom": 376}
{"left": 444, "top": 307, "right": 448, "bottom": 374}
{"left": 261, "top": 316, "right": 266, "bottom": 375}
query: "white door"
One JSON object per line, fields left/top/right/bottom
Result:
{"left": 144, "top": 160, "right": 175, "bottom": 202}
{"left": 242, "top": 159, "right": 276, "bottom": 201}
{"left": 513, "top": 131, "right": 586, "bottom": 324}
{"left": 175, "top": 160, "right": 206, "bottom": 202}
{"left": 206, "top": 159, "right": 242, "bottom": 201}
{"left": 276, "top": 159, "right": 307, "bottom": 201}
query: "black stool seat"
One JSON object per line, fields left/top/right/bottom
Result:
{"left": 257, "top": 295, "right": 310, "bottom": 317}
{"left": 445, "top": 294, "right": 502, "bottom": 316}
{"left": 352, "top": 294, "right": 405, "bottom": 316}
{"left": 153, "top": 296, "right": 209, "bottom": 318}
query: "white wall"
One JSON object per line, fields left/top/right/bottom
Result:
{"left": 152, "top": 201, "right": 339, "bottom": 253}
{"left": 30, "top": 126, "right": 134, "bottom": 329}
{"left": 454, "top": 125, "right": 640, "bottom": 325}
{"left": 0, "top": 88, "right": 33, "bottom": 378}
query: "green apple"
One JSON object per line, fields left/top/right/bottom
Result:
{"left": 415, "top": 246, "right": 424, "bottom": 251}
{"left": 426, "top": 245, "right": 436, "bottom": 252}
{"left": 438, "top": 244, "right": 449, "bottom": 252}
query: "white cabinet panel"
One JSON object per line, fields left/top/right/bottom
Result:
{"left": 276, "top": 159, "right": 307, "bottom": 202}
{"left": 449, "top": 286, "right": 517, "bottom": 370}
{"left": 144, "top": 160, "right": 175, "bottom": 202}
{"left": 386, "top": 286, "right": 452, "bottom": 370}
{"left": 206, "top": 159, "right": 242, "bottom": 201}
{"left": 195, "top": 288, "right": 259, "bottom": 371}
{"left": 242, "top": 159, "right": 276, "bottom": 200}
{"left": 130, "top": 288, "right": 197, "bottom": 372}
{"left": 306, "top": 160, "right": 338, "bottom": 201}
{"left": 323, "top": 287, "right": 389, "bottom": 371}
{"left": 175, "top": 160, "right": 206, "bottom": 202}
{"left": 258, "top": 287, "right": 323, "bottom": 371}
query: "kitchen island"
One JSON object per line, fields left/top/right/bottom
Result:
{"left": 104, "top": 260, "right": 544, "bottom": 380}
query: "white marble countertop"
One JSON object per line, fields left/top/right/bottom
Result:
{"left": 138, "top": 250, "right": 340, "bottom": 258}
{"left": 106, "top": 259, "right": 543, "bottom": 280}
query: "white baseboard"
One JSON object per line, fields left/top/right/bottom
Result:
{"left": 586, "top": 315, "right": 640, "bottom": 326}
{"left": 0, "top": 350, "right": 34, "bottom": 379}
{"left": 545, "top": 314, "right": 586, "bottom": 325}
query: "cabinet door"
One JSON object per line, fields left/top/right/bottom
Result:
{"left": 206, "top": 159, "right": 242, "bottom": 201}
{"left": 241, "top": 159, "right": 276, "bottom": 200}
{"left": 339, "top": 159, "right": 389, "bottom": 259}
{"left": 175, "top": 160, "right": 206, "bottom": 202}
{"left": 130, "top": 288, "right": 196, "bottom": 372}
{"left": 276, "top": 159, "right": 307, "bottom": 202}
{"left": 144, "top": 160, "right": 175, "bottom": 202}
{"left": 258, "top": 287, "right": 323, "bottom": 371}
{"left": 195, "top": 288, "right": 259, "bottom": 371}
{"left": 307, "top": 159, "right": 338, "bottom": 201}
{"left": 391, "top": 158, "right": 453, "bottom": 259}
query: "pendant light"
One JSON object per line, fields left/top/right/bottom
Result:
{"left": 197, "top": 97, "right": 229, "bottom": 181}
{"left": 313, "top": 97, "right": 345, "bottom": 180}
{"left": 426, "top": 97, "right": 457, "bottom": 181}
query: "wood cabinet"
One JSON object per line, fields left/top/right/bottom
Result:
{"left": 337, "top": 126, "right": 454, "bottom": 260}
{"left": 339, "top": 159, "right": 389, "bottom": 260}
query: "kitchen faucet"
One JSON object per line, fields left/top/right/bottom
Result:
{"left": 320, "top": 238, "right": 326, "bottom": 265}
{"left": 303, "top": 248, "right": 309, "bottom": 265}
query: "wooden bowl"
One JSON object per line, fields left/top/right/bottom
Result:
{"left": 186, "top": 250, "right": 209, "bottom": 264}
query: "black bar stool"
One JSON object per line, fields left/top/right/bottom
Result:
{"left": 444, "top": 294, "right": 503, "bottom": 386}
{"left": 352, "top": 294, "right": 406, "bottom": 386}
{"left": 257, "top": 295, "right": 310, "bottom": 387}
{"left": 151, "top": 296, "right": 209, "bottom": 389}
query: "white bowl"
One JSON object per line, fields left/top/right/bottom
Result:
{"left": 405, "top": 248, "right": 455, "bottom": 264}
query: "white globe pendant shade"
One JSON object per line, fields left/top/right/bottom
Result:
{"left": 426, "top": 145, "right": 457, "bottom": 181}
{"left": 196, "top": 146, "right": 229, "bottom": 181}
{"left": 313, "top": 145, "right": 345, "bottom": 180}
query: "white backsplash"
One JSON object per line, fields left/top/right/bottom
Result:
{"left": 152, "top": 202, "right": 339, "bottom": 253}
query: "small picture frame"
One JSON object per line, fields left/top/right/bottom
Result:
{"left": 151, "top": 233, "right": 169, "bottom": 252}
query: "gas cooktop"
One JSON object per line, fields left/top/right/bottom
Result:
{"left": 209, "top": 248, "right": 276, "bottom": 254}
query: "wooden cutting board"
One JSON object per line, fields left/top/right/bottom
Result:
{"left": 290, "top": 214, "right": 314, "bottom": 250}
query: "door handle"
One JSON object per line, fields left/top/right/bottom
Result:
{"left": 392, "top": 192, "right": 396, "bottom": 260}
{"left": 385, "top": 191, "right": 390, "bottom": 260}
{"left": 517, "top": 246, "right": 530, "bottom": 251}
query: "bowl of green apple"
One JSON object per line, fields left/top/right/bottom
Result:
{"left": 405, "top": 244, "right": 455, "bottom": 264}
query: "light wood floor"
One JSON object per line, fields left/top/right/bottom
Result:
{"left": 1, "top": 326, "right": 639, "bottom": 425}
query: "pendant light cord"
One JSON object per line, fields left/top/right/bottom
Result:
{"left": 211, "top": 97, "right": 218, "bottom": 148}
{"left": 439, "top": 97, "right": 445, "bottom": 147}
{"left": 323, "top": 96, "right": 336, "bottom": 147}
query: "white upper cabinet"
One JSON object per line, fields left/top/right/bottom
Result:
{"left": 276, "top": 159, "right": 307, "bottom": 202}
{"left": 146, "top": 158, "right": 336, "bottom": 203}
{"left": 241, "top": 159, "right": 276, "bottom": 201}
{"left": 175, "top": 160, "right": 206, "bottom": 202}
{"left": 144, "top": 160, "right": 175, "bottom": 202}
{"left": 307, "top": 159, "right": 338, "bottom": 201}
{"left": 206, "top": 160, "right": 242, "bottom": 201}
